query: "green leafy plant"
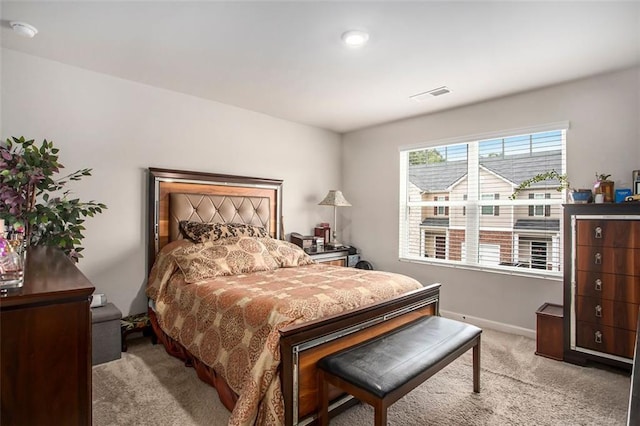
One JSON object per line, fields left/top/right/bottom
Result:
{"left": 0, "top": 136, "right": 106, "bottom": 262}
{"left": 509, "top": 169, "right": 570, "bottom": 200}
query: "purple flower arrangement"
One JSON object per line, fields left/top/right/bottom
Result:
{"left": 0, "top": 137, "right": 106, "bottom": 262}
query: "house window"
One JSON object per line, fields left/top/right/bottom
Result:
{"left": 399, "top": 124, "right": 567, "bottom": 277}
{"left": 529, "top": 193, "right": 551, "bottom": 217}
{"left": 435, "top": 235, "right": 446, "bottom": 259}
{"left": 481, "top": 193, "right": 500, "bottom": 216}
{"left": 421, "top": 230, "right": 447, "bottom": 258}
{"left": 531, "top": 241, "right": 548, "bottom": 269}
{"left": 434, "top": 196, "right": 449, "bottom": 216}
{"left": 518, "top": 237, "right": 552, "bottom": 270}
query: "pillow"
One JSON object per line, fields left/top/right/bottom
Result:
{"left": 146, "top": 239, "right": 194, "bottom": 300}
{"left": 179, "top": 221, "right": 269, "bottom": 243}
{"left": 259, "top": 237, "right": 315, "bottom": 268}
{"left": 173, "top": 236, "right": 278, "bottom": 283}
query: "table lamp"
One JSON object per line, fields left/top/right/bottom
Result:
{"left": 318, "top": 190, "right": 351, "bottom": 248}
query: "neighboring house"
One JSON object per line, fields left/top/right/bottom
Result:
{"left": 408, "top": 150, "right": 562, "bottom": 270}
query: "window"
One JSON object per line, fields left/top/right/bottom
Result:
{"left": 518, "top": 237, "right": 552, "bottom": 269}
{"left": 435, "top": 196, "right": 449, "bottom": 216}
{"left": 481, "top": 193, "right": 499, "bottom": 216}
{"left": 435, "top": 235, "right": 446, "bottom": 259}
{"left": 422, "top": 230, "right": 447, "bottom": 258}
{"left": 399, "top": 124, "right": 566, "bottom": 277}
{"left": 529, "top": 193, "right": 551, "bottom": 217}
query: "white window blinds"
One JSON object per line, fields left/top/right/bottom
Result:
{"left": 399, "top": 126, "right": 567, "bottom": 277}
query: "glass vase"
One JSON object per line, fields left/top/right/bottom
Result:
{"left": 0, "top": 239, "right": 26, "bottom": 290}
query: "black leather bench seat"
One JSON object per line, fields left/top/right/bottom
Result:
{"left": 318, "top": 315, "right": 481, "bottom": 399}
{"left": 317, "top": 315, "right": 482, "bottom": 425}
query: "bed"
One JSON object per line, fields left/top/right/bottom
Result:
{"left": 146, "top": 167, "right": 441, "bottom": 426}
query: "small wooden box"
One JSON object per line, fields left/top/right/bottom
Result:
{"left": 535, "top": 303, "right": 564, "bottom": 361}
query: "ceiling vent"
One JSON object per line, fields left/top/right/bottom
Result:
{"left": 410, "top": 86, "right": 451, "bottom": 102}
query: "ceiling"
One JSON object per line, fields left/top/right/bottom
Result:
{"left": 2, "top": 1, "right": 639, "bottom": 133}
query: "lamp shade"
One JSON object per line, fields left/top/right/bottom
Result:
{"left": 318, "top": 190, "right": 352, "bottom": 207}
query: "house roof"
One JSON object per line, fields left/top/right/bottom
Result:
{"left": 409, "top": 149, "right": 563, "bottom": 193}
{"left": 420, "top": 218, "right": 450, "bottom": 227}
{"left": 514, "top": 219, "right": 560, "bottom": 232}
{"left": 409, "top": 161, "right": 468, "bottom": 193}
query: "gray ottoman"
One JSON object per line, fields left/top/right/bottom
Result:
{"left": 91, "top": 303, "right": 122, "bottom": 365}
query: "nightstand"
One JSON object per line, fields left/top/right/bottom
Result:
{"left": 306, "top": 247, "right": 350, "bottom": 266}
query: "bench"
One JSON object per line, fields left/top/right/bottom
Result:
{"left": 317, "top": 315, "right": 482, "bottom": 426}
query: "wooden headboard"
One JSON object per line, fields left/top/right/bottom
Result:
{"left": 147, "top": 168, "right": 283, "bottom": 271}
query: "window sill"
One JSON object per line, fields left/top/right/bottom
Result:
{"left": 398, "top": 256, "right": 562, "bottom": 281}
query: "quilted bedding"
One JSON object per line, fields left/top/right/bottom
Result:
{"left": 147, "top": 239, "right": 423, "bottom": 425}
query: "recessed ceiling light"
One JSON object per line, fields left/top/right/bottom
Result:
{"left": 10, "top": 21, "right": 38, "bottom": 38}
{"left": 410, "top": 86, "right": 452, "bottom": 102}
{"left": 341, "top": 30, "right": 369, "bottom": 48}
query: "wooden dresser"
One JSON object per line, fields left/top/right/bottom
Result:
{"left": 0, "top": 246, "right": 94, "bottom": 425}
{"left": 563, "top": 203, "right": 640, "bottom": 369}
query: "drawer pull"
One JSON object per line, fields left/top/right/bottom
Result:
{"left": 594, "top": 226, "right": 602, "bottom": 239}
{"left": 595, "top": 305, "right": 602, "bottom": 317}
{"left": 595, "top": 279, "right": 602, "bottom": 291}
{"left": 595, "top": 331, "right": 602, "bottom": 344}
{"left": 594, "top": 253, "right": 602, "bottom": 265}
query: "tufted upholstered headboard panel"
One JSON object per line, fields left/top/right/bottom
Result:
{"left": 168, "top": 193, "right": 272, "bottom": 241}
{"left": 147, "top": 168, "right": 282, "bottom": 272}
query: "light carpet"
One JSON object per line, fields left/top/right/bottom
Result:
{"left": 93, "top": 328, "right": 630, "bottom": 425}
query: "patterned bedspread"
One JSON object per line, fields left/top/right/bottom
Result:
{"left": 147, "top": 240, "right": 423, "bottom": 425}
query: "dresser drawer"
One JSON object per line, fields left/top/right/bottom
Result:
{"left": 577, "top": 219, "right": 639, "bottom": 248}
{"left": 576, "top": 246, "right": 640, "bottom": 276}
{"left": 575, "top": 296, "right": 639, "bottom": 330}
{"left": 576, "top": 321, "right": 635, "bottom": 359}
{"left": 576, "top": 271, "right": 640, "bottom": 303}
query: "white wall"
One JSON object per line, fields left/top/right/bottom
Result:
{"left": 3, "top": 48, "right": 639, "bottom": 333}
{"left": 342, "top": 67, "right": 640, "bottom": 334}
{"left": 1, "top": 48, "right": 342, "bottom": 316}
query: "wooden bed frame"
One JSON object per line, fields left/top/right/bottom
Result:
{"left": 146, "top": 167, "right": 441, "bottom": 425}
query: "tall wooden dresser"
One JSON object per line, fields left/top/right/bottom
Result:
{"left": 0, "top": 246, "right": 95, "bottom": 425}
{"left": 563, "top": 203, "right": 640, "bottom": 369}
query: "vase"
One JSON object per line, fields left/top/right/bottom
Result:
{"left": 0, "top": 239, "right": 26, "bottom": 290}
{"left": 569, "top": 189, "right": 593, "bottom": 204}
{"left": 594, "top": 180, "right": 615, "bottom": 203}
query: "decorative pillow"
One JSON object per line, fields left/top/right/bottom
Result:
{"left": 173, "top": 236, "right": 278, "bottom": 283}
{"left": 147, "top": 239, "right": 194, "bottom": 300}
{"left": 259, "top": 237, "right": 315, "bottom": 268}
{"left": 179, "top": 221, "right": 269, "bottom": 243}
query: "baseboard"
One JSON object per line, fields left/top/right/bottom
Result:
{"left": 440, "top": 309, "right": 536, "bottom": 340}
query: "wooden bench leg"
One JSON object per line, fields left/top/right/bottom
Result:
{"left": 318, "top": 370, "right": 329, "bottom": 426}
{"left": 374, "top": 400, "right": 387, "bottom": 426}
{"left": 473, "top": 337, "right": 481, "bottom": 393}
